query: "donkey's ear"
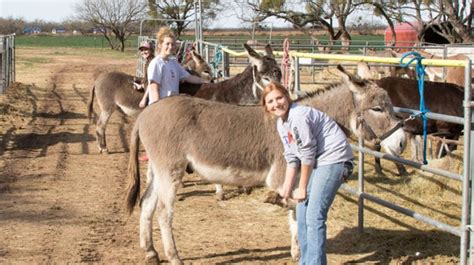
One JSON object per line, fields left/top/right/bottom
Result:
{"left": 191, "top": 50, "right": 205, "bottom": 65}
{"left": 337, "top": 64, "right": 366, "bottom": 94}
{"left": 264, "top": 44, "right": 274, "bottom": 59}
{"left": 244, "top": 43, "right": 261, "bottom": 59}
{"left": 244, "top": 43, "right": 263, "bottom": 70}
{"left": 356, "top": 62, "right": 374, "bottom": 80}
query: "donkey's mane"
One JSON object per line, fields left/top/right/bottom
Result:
{"left": 294, "top": 76, "right": 370, "bottom": 102}
{"left": 225, "top": 66, "right": 252, "bottom": 82}
{"left": 294, "top": 82, "right": 343, "bottom": 102}
{"left": 201, "top": 66, "right": 253, "bottom": 89}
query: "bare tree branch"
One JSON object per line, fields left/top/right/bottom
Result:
{"left": 76, "top": 0, "right": 147, "bottom": 51}
{"left": 146, "top": 0, "right": 221, "bottom": 37}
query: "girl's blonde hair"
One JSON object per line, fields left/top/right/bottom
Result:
{"left": 260, "top": 81, "right": 292, "bottom": 113}
{"left": 156, "top": 26, "right": 176, "bottom": 45}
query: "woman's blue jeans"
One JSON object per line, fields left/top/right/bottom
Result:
{"left": 296, "top": 161, "right": 352, "bottom": 265}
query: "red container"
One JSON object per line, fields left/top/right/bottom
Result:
{"left": 385, "top": 22, "right": 421, "bottom": 51}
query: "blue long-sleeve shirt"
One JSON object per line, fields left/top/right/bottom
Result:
{"left": 277, "top": 103, "right": 353, "bottom": 168}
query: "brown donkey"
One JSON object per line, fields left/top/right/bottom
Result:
{"left": 126, "top": 65, "right": 406, "bottom": 264}
{"left": 88, "top": 44, "right": 281, "bottom": 154}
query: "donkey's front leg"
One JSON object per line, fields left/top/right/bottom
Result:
{"left": 140, "top": 176, "right": 160, "bottom": 263}
{"left": 288, "top": 209, "right": 300, "bottom": 261}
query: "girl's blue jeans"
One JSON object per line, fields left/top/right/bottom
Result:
{"left": 296, "top": 161, "right": 353, "bottom": 265}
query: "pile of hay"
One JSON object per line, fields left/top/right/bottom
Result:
{"left": 0, "top": 82, "right": 35, "bottom": 129}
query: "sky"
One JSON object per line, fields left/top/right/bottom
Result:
{"left": 0, "top": 0, "right": 287, "bottom": 29}
{"left": 0, "top": 0, "right": 80, "bottom": 22}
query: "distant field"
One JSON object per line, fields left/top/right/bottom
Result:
{"left": 15, "top": 34, "right": 385, "bottom": 51}
{"left": 15, "top": 35, "right": 137, "bottom": 49}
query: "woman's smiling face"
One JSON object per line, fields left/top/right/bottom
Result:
{"left": 264, "top": 89, "right": 290, "bottom": 119}
{"left": 159, "top": 37, "right": 176, "bottom": 58}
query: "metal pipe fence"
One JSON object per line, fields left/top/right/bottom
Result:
{"left": 0, "top": 34, "right": 15, "bottom": 93}
{"left": 136, "top": 35, "right": 474, "bottom": 262}
{"left": 193, "top": 40, "right": 473, "bottom": 264}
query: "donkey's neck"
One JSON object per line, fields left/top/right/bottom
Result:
{"left": 222, "top": 66, "right": 254, "bottom": 87}
{"left": 215, "top": 66, "right": 259, "bottom": 104}
{"left": 299, "top": 84, "right": 354, "bottom": 130}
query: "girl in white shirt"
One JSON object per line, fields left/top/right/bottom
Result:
{"left": 139, "top": 26, "right": 206, "bottom": 108}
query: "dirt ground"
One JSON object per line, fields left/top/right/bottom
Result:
{"left": 0, "top": 47, "right": 463, "bottom": 264}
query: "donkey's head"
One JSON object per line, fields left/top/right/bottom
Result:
{"left": 337, "top": 65, "right": 406, "bottom": 156}
{"left": 244, "top": 43, "right": 282, "bottom": 86}
{"left": 182, "top": 49, "right": 213, "bottom": 82}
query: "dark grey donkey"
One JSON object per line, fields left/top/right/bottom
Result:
{"left": 87, "top": 44, "right": 281, "bottom": 154}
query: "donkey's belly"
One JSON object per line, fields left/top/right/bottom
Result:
{"left": 117, "top": 103, "right": 141, "bottom": 116}
{"left": 186, "top": 154, "right": 267, "bottom": 187}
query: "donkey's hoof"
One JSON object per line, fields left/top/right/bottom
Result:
{"left": 216, "top": 192, "right": 225, "bottom": 201}
{"left": 170, "top": 258, "right": 184, "bottom": 265}
{"left": 145, "top": 253, "right": 160, "bottom": 264}
{"left": 241, "top": 186, "right": 252, "bottom": 195}
{"left": 99, "top": 147, "right": 109, "bottom": 154}
{"left": 375, "top": 167, "right": 384, "bottom": 178}
{"left": 397, "top": 165, "right": 409, "bottom": 176}
{"left": 291, "top": 245, "right": 300, "bottom": 261}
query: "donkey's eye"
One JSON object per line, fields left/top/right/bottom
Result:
{"left": 371, "top": 106, "right": 383, "bottom": 112}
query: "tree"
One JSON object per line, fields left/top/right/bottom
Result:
{"left": 362, "top": 0, "right": 473, "bottom": 44}
{"left": 244, "top": 0, "right": 358, "bottom": 49}
{"left": 75, "top": 0, "right": 148, "bottom": 51}
{"left": 146, "top": 0, "right": 221, "bottom": 37}
{"left": 0, "top": 18, "right": 26, "bottom": 35}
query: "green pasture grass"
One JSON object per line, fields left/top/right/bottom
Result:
{"left": 15, "top": 46, "right": 136, "bottom": 71}
{"left": 17, "top": 56, "right": 53, "bottom": 68}
{"left": 16, "top": 34, "right": 384, "bottom": 49}
{"left": 15, "top": 35, "right": 139, "bottom": 49}
{"left": 42, "top": 47, "right": 137, "bottom": 58}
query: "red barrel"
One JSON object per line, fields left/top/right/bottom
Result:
{"left": 385, "top": 22, "right": 421, "bottom": 51}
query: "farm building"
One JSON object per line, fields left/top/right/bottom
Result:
{"left": 385, "top": 21, "right": 464, "bottom": 49}
{"left": 22, "top": 26, "right": 41, "bottom": 35}
{"left": 52, "top": 28, "right": 66, "bottom": 34}
{"left": 384, "top": 22, "right": 421, "bottom": 50}
{"left": 93, "top": 28, "right": 106, "bottom": 35}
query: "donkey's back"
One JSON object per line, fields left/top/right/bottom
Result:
{"left": 92, "top": 71, "right": 144, "bottom": 115}
{"left": 135, "top": 95, "right": 283, "bottom": 187}
{"left": 376, "top": 77, "right": 464, "bottom": 135}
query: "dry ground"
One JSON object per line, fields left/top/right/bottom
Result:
{"left": 0, "top": 47, "right": 464, "bottom": 264}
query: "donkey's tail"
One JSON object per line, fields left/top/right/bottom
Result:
{"left": 87, "top": 85, "right": 95, "bottom": 123}
{"left": 126, "top": 121, "right": 141, "bottom": 215}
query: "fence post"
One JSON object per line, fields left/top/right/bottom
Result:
{"left": 465, "top": 59, "right": 473, "bottom": 265}
{"left": 293, "top": 56, "right": 300, "bottom": 94}
{"left": 0, "top": 34, "right": 15, "bottom": 94}
{"left": 358, "top": 135, "right": 365, "bottom": 233}
{"left": 11, "top": 34, "right": 15, "bottom": 83}
{"left": 223, "top": 51, "right": 229, "bottom": 79}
